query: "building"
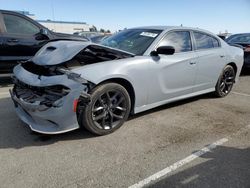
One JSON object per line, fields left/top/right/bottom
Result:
{"left": 36, "top": 20, "right": 93, "bottom": 34}
{"left": 16, "top": 10, "right": 93, "bottom": 34}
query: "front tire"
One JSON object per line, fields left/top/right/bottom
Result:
{"left": 214, "top": 65, "right": 236, "bottom": 97}
{"left": 79, "top": 83, "right": 131, "bottom": 135}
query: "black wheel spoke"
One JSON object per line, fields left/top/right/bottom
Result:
{"left": 111, "top": 92, "right": 119, "bottom": 101}
{"left": 225, "top": 77, "right": 234, "bottom": 85}
{"left": 220, "top": 82, "right": 225, "bottom": 90}
{"left": 98, "top": 97, "right": 104, "bottom": 106}
{"left": 101, "top": 116, "right": 106, "bottom": 129}
{"left": 111, "top": 112, "right": 124, "bottom": 120}
{"left": 115, "top": 106, "right": 126, "bottom": 111}
{"left": 113, "top": 96, "right": 125, "bottom": 108}
{"left": 106, "top": 92, "right": 112, "bottom": 105}
{"left": 224, "top": 84, "right": 229, "bottom": 93}
{"left": 227, "top": 76, "right": 234, "bottom": 80}
{"left": 109, "top": 112, "right": 114, "bottom": 127}
{"left": 117, "top": 97, "right": 124, "bottom": 106}
{"left": 93, "top": 112, "right": 106, "bottom": 121}
{"left": 225, "top": 81, "right": 233, "bottom": 85}
{"left": 92, "top": 106, "right": 104, "bottom": 112}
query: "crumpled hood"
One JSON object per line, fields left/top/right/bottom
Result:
{"left": 32, "top": 40, "right": 91, "bottom": 65}
{"left": 31, "top": 40, "right": 134, "bottom": 66}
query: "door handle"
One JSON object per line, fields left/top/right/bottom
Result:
{"left": 189, "top": 62, "right": 196, "bottom": 65}
{"left": 220, "top": 55, "right": 225, "bottom": 58}
{"left": 7, "top": 39, "right": 19, "bottom": 43}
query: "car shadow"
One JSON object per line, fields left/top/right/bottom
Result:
{"left": 128, "top": 93, "right": 215, "bottom": 121}
{"left": 240, "top": 68, "right": 250, "bottom": 76}
{"left": 0, "top": 92, "right": 216, "bottom": 149}
{"left": 147, "top": 145, "right": 250, "bottom": 188}
{"left": 0, "top": 77, "right": 13, "bottom": 87}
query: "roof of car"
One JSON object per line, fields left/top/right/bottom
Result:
{"left": 229, "top": 33, "right": 250, "bottom": 36}
{"left": 131, "top": 26, "right": 174, "bottom": 30}
{"left": 130, "top": 26, "right": 218, "bottom": 37}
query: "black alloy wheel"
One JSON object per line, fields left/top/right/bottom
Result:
{"left": 91, "top": 90, "right": 127, "bottom": 130}
{"left": 79, "top": 83, "right": 131, "bottom": 135}
{"left": 215, "top": 65, "right": 236, "bottom": 97}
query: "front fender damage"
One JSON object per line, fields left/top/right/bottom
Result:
{"left": 10, "top": 65, "right": 93, "bottom": 134}
{"left": 11, "top": 40, "right": 134, "bottom": 134}
{"left": 57, "top": 68, "right": 89, "bottom": 84}
{"left": 56, "top": 68, "right": 92, "bottom": 108}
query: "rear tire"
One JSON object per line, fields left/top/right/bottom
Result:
{"left": 214, "top": 65, "right": 236, "bottom": 97}
{"left": 79, "top": 83, "right": 131, "bottom": 135}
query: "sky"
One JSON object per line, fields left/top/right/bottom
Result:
{"left": 0, "top": 0, "right": 249, "bottom": 34}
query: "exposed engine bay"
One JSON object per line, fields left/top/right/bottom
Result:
{"left": 21, "top": 44, "right": 134, "bottom": 77}
{"left": 13, "top": 77, "right": 70, "bottom": 108}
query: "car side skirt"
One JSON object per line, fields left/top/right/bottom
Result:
{"left": 134, "top": 88, "right": 215, "bottom": 114}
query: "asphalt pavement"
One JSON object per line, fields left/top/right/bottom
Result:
{"left": 0, "top": 73, "right": 249, "bottom": 188}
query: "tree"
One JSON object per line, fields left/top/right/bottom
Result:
{"left": 90, "top": 25, "right": 97, "bottom": 32}
{"left": 106, "top": 30, "right": 111, "bottom": 33}
{"left": 100, "top": 28, "right": 105, "bottom": 33}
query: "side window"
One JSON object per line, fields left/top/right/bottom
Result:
{"left": 193, "top": 32, "right": 220, "bottom": 50}
{"left": 158, "top": 31, "right": 192, "bottom": 53}
{"left": 3, "top": 14, "right": 40, "bottom": 35}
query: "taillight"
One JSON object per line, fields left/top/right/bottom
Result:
{"left": 73, "top": 99, "right": 78, "bottom": 112}
{"left": 245, "top": 45, "right": 250, "bottom": 52}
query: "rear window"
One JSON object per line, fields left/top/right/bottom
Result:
{"left": 193, "top": 32, "right": 220, "bottom": 50}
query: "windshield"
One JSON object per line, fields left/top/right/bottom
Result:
{"left": 226, "top": 34, "right": 250, "bottom": 43}
{"left": 100, "top": 29, "right": 162, "bottom": 55}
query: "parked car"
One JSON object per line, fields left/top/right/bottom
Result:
{"left": 10, "top": 26, "right": 243, "bottom": 135}
{"left": 74, "top": 31, "right": 111, "bottom": 43}
{"left": 73, "top": 31, "right": 103, "bottom": 39}
{"left": 90, "top": 35, "right": 110, "bottom": 43}
{"left": 0, "top": 10, "right": 88, "bottom": 76}
{"left": 225, "top": 33, "right": 250, "bottom": 69}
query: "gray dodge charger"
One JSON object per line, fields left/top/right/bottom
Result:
{"left": 10, "top": 26, "right": 244, "bottom": 135}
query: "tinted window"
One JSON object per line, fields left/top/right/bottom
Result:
{"left": 101, "top": 29, "right": 162, "bottom": 55}
{"left": 194, "top": 32, "right": 220, "bottom": 50}
{"left": 158, "top": 31, "right": 192, "bottom": 53}
{"left": 3, "top": 14, "right": 40, "bottom": 35}
{"left": 226, "top": 34, "right": 250, "bottom": 43}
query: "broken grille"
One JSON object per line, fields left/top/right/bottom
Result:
{"left": 13, "top": 78, "right": 70, "bottom": 107}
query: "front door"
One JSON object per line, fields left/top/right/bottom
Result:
{"left": 148, "top": 31, "right": 197, "bottom": 104}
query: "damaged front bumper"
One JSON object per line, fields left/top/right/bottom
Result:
{"left": 10, "top": 64, "right": 89, "bottom": 134}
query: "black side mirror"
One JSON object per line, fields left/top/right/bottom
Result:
{"left": 151, "top": 46, "right": 175, "bottom": 56}
{"left": 36, "top": 28, "right": 50, "bottom": 40}
{"left": 40, "top": 28, "right": 49, "bottom": 36}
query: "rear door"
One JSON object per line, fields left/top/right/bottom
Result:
{"left": 192, "top": 31, "right": 226, "bottom": 92}
{"left": 0, "top": 12, "right": 47, "bottom": 73}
